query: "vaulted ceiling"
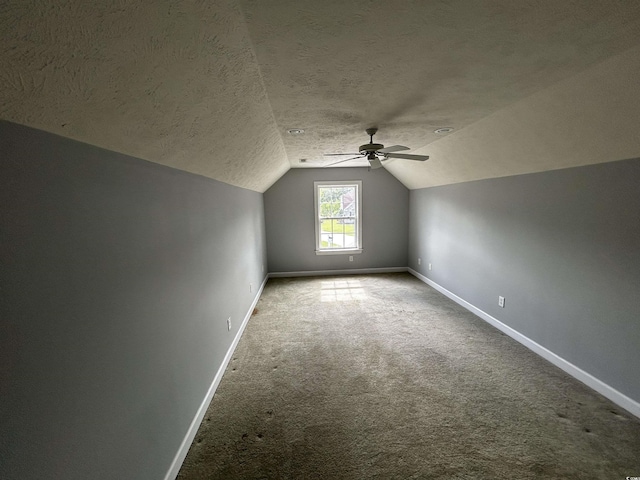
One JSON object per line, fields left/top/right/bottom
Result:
{"left": 2, "top": 1, "right": 640, "bottom": 192}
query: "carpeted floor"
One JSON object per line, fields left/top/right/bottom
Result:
{"left": 177, "top": 273, "right": 640, "bottom": 479}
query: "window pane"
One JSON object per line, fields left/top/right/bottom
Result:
{"left": 318, "top": 217, "right": 357, "bottom": 249}
{"left": 318, "top": 186, "right": 355, "bottom": 219}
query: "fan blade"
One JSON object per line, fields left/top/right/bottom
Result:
{"left": 324, "top": 156, "right": 362, "bottom": 167}
{"left": 384, "top": 153, "right": 429, "bottom": 161}
{"left": 323, "top": 152, "right": 361, "bottom": 156}
{"left": 368, "top": 157, "right": 383, "bottom": 169}
{"left": 378, "top": 145, "right": 410, "bottom": 154}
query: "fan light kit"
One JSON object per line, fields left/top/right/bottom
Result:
{"left": 323, "top": 127, "right": 430, "bottom": 169}
{"left": 287, "top": 128, "right": 305, "bottom": 135}
{"left": 434, "top": 127, "right": 454, "bottom": 134}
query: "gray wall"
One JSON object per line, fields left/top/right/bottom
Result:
{"left": 408, "top": 158, "right": 640, "bottom": 403}
{"left": 264, "top": 167, "right": 409, "bottom": 273}
{"left": 0, "top": 121, "right": 267, "bottom": 480}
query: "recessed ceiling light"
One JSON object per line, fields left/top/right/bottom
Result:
{"left": 434, "top": 127, "right": 454, "bottom": 134}
{"left": 287, "top": 128, "right": 305, "bottom": 135}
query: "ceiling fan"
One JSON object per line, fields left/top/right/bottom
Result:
{"left": 324, "top": 127, "right": 429, "bottom": 169}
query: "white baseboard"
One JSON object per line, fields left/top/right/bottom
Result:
{"left": 408, "top": 268, "right": 640, "bottom": 419}
{"left": 269, "top": 266, "right": 408, "bottom": 278}
{"left": 163, "top": 274, "right": 269, "bottom": 480}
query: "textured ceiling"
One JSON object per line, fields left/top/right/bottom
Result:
{"left": 0, "top": 0, "right": 289, "bottom": 192}
{"left": 2, "top": 1, "right": 640, "bottom": 191}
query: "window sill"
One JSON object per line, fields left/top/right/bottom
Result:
{"left": 315, "top": 249, "right": 363, "bottom": 256}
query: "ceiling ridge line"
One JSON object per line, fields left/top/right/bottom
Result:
{"left": 234, "top": 0, "right": 291, "bottom": 183}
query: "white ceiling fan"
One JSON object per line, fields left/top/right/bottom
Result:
{"left": 324, "top": 127, "right": 429, "bottom": 169}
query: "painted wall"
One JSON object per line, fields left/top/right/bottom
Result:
{"left": 408, "top": 158, "right": 640, "bottom": 404}
{"left": 264, "top": 167, "right": 409, "bottom": 273}
{"left": 0, "top": 121, "right": 267, "bottom": 480}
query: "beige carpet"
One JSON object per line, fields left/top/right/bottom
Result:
{"left": 178, "top": 273, "right": 640, "bottom": 479}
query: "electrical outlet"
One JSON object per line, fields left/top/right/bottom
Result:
{"left": 349, "top": 255, "right": 353, "bottom": 262}
{"left": 250, "top": 283, "right": 252, "bottom": 293}
{"left": 498, "top": 296, "right": 505, "bottom": 308}
{"left": 428, "top": 263, "right": 432, "bottom": 271}
{"left": 227, "top": 317, "right": 231, "bottom": 331}
{"left": 418, "top": 258, "right": 421, "bottom": 265}
{"left": 262, "top": 264, "right": 264, "bottom": 273}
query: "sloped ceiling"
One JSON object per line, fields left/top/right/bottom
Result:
{"left": 2, "top": 1, "right": 640, "bottom": 192}
{"left": 0, "top": 1, "right": 289, "bottom": 192}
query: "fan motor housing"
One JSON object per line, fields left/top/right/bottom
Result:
{"left": 359, "top": 143, "right": 384, "bottom": 153}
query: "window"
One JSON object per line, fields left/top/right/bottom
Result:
{"left": 314, "top": 180, "right": 362, "bottom": 255}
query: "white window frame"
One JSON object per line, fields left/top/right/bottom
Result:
{"left": 314, "top": 180, "right": 363, "bottom": 255}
